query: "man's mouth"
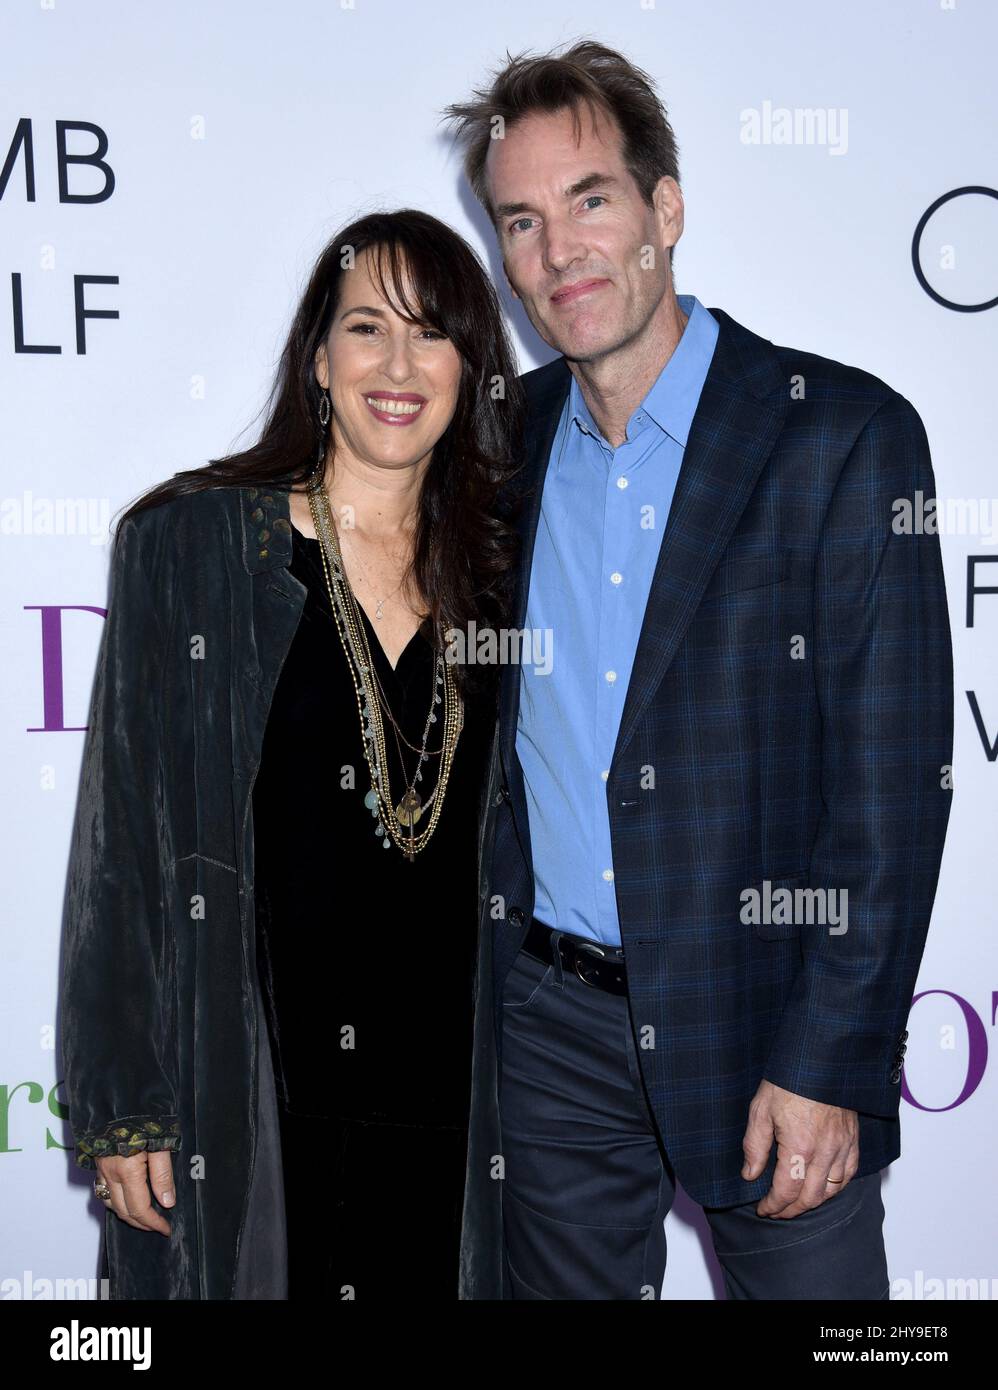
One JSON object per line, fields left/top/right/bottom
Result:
{"left": 550, "top": 278, "right": 610, "bottom": 306}
{"left": 362, "top": 392, "right": 427, "bottom": 425}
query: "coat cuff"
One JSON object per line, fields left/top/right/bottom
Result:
{"left": 74, "top": 1116, "right": 181, "bottom": 1170}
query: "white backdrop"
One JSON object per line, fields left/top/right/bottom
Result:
{"left": 2, "top": 0, "right": 995, "bottom": 1301}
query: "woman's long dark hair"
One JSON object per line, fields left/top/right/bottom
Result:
{"left": 117, "top": 209, "right": 525, "bottom": 695}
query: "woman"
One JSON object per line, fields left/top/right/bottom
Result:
{"left": 59, "top": 209, "right": 523, "bottom": 1299}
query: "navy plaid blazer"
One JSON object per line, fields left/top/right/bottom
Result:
{"left": 476, "top": 303, "right": 953, "bottom": 1221}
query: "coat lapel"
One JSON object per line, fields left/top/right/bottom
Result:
{"left": 234, "top": 483, "right": 307, "bottom": 776}
{"left": 240, "top": 483, "right": 296, "bottom": 574}
{"left": 612, "top": 311, "right": 788, "bottom": 763}
{"left": 498, "top": 358, "right": 571, "bottom": 776}
{"left": 502, "top": 308, "right": 789, "bottom": 779}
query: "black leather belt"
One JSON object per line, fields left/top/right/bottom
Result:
{"left": 522, "top": 918, "right": 628, "bottom": 995}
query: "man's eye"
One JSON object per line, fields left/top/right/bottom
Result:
{"left": 582, "top": 195, "right": 606, "bottom": 211}
{"left": 508, "top": 217, "right": 534, "bottom": 236}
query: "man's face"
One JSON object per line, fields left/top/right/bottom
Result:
{"left": 486, "top": 104, "right": 682, "bottom": 363}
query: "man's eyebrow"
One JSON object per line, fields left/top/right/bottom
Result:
{"left": 495, "top": 171, "right": 620, "bottom": 221}
{"left": 565, "top": 171, "right": 620, "bottom": 199}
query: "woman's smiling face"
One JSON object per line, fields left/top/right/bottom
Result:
{"left": 315, "top": 247, "right": 463, "bottom": 473}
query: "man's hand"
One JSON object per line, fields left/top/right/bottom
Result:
{"left": 95, "top": 1150, "right": 175, "bottom": 1235}
{"left": 741, "top": 1079, "right": 859, "bottom": 1218}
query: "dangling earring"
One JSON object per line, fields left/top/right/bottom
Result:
{"left": 314, "top": 389, "right": 332, "bottom": 472}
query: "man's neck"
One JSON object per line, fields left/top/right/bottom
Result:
{"left": 569, "top": 292, "right": 689, "bottom": 448}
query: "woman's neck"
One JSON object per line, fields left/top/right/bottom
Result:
{"left": 289, "top": 449, "right": 425, "bottom": 542}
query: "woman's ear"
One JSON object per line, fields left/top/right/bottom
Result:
{"left": 314, "top": 340, "right": 329, "bottom": 390}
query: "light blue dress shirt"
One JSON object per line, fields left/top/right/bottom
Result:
{"left": 515, "top": 294, "right": 720, "bottom": 946}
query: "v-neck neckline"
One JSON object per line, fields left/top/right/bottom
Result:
{"left": 293, "top": 526, "right": 427, "bottom": 676}
{"left": 356, "top": 599, "right": 425, "bottom": 677}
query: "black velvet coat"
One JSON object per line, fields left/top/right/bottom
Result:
{"left": 59, "top": 481, "right": 502, "bottom": 1299}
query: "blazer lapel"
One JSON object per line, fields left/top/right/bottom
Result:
{"left": 499, "top": 357, "right": 571, "bottom": 776}
{"left": 612, "top": 310, "right": 789, "bottom": 764}
{"left": 500, "top": 308, "right": 789, "bottom": 784}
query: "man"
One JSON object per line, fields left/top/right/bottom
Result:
{"left": 444, "top": 39, "right": 952, "bottom": 1300}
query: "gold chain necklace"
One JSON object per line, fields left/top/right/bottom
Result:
{"left": 366, "top": 643, "right": 446, "bottom": 756}
{"left": 305, "top": 471, "right": 463, "bottom": 860}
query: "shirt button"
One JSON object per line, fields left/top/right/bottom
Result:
{"left": 602, "top": 869, "right": 614, "bottom": 882}
{"left": 605, "top": 670, "right": 617, "bottom": 684}
{"left": 600, "top": 770, "right": 609, "bottom": 781}
{"left": 610, "top": 571, "right": 622, "bottom": 585}
{"left": 616, "top": 476, "right": 628, "bottom": 490}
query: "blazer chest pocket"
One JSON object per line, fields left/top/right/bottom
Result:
{"left": 701, "top": 551, "right": 787, "bottom": 603}
{"left": 746, "top": 872, "right": 809, "bottom": 939}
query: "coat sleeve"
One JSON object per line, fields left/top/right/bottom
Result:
{"left": 60, "top": 512, "right": 181, "bottom": 1169}
{"left": 761, "top": 391, "right": 954, "bottom": 1118}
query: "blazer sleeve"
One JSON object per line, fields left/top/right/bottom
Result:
{"left": 761, "top": 391, "right": 954, "bottom": 1118}
{"left": 60, "top": 512, "right": 181, "bottom": 1169}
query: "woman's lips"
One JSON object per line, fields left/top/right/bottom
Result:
{"left": 362, "top": 392, "right": 427, "bottom": 426}
{"left": 550, "top": 277, "right": 610, "bottom": 306}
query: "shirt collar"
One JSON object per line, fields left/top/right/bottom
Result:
{"left": 564, "top": 294, "right": 716, "bottom": 458}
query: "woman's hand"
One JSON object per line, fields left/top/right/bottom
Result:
{"left": 95, "top": 1150, "right": 176, "bottom": 1235}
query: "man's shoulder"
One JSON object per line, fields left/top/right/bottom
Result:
{"left": 516, "top": 355, "right": 571, "bottom": 413}
{"left": 512, "top": 312, "right": 924, "bottom": 449}
{"left": 514, "top": 313, "right": 908, "bottom": 415}
{"left": 713, "top": 305, "right": 913, "bottom": 422}
{"left": 770, "top": 338, "right": 899, "bottom": 412}
{"left": 769, "top": 334, "right": 927, "bottom": 451}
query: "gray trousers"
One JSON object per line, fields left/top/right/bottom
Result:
{"left": 499, "top": 942, "right": 890, "bottom": 1301}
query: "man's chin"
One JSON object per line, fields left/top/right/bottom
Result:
{"left": 558, "top": 335, "right": 622, "bottom": 365}
{"left": 537, "top": 320, "right": 618, "bottom": 363}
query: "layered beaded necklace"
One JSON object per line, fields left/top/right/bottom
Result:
{"left": 305, "top": 467, "right": 463, "bottom": 860}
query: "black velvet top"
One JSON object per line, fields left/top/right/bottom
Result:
{"left": 252, "top": 526, "right": 494, "bottom": 1130}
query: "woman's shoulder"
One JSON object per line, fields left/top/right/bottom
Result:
{"left": 119, "top": 481, "right": 293, "bottom": 553}
{"left": 112, "top": 482, "right": 290, "bottom": 596}
{"left": 120, "top": 481, "right": 260, "bottom": 533}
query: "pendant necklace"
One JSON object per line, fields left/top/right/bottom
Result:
{"left": 305, "top": 467, "right": 463, "bottom": 859}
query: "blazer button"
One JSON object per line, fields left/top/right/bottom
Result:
{"left": 508, "top": 906, "right": 525, "bottom": 927}
{"left": 494, "top": 785, "right": 510, "bottom": 806}
{"left": 890, "top": 1066, "right": 902, "bottom": 1083}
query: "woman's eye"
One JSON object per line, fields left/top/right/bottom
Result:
{"left": 347, "top": 322, "right": 446, "bottom": 344}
